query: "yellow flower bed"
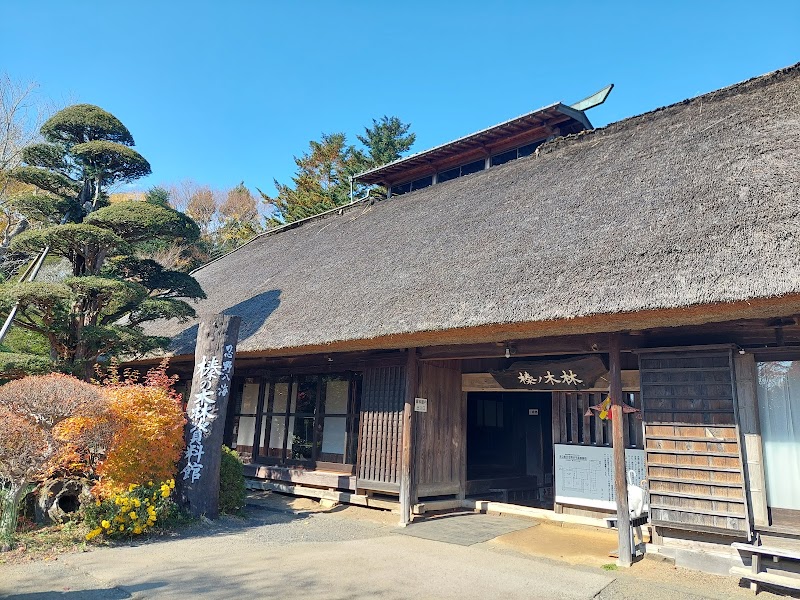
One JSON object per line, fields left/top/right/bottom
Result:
{"left": 85, "top": 479, "right": 175, "bottom": 540}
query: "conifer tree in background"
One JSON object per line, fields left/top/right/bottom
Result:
{"left": 261, "top": 116, "right": 415, "bottom": 226}
{"left": 0, "top": 105, "right": 205, "bottom": 379}
{"left": 260, "top": 132, "right": 358, "bottom": 226}
{"left": 355, "top": 115, "right": 416, "bottom": 170}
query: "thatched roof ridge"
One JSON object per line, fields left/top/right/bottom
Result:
{"left": 149, "top": 62, "right": 800, "bottom": 357}
{"left": 538, "top": 61, "right": 800, "bottom": 157}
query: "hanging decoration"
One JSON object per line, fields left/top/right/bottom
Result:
{"left": 584, "top": 395, "right": 641, "bottom": 420}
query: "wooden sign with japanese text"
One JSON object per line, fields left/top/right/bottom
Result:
{"left": 490, "top": 355, "right": 608, "bottom": 391}
{"left": 180, "top": 314, "right": 241, "bottom": 519}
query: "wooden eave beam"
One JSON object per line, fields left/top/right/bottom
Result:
{"left": 419, "top": 333, "right": 636, "bottom": 360}
{"left": 127, "top": 297, "right": 800, "bottom": 371}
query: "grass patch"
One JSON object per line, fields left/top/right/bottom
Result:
{"left": 0, "top": 521, "right": 95, "bottom": 565}
{"left": 0, "top": 506, "right": 199, "bottom": 565}
{"left": 602, "top": 563, "right": 618, "bottom": 571}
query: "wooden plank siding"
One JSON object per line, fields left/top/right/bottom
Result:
{"left": 415, "top": 360, "right": 464, "bottom": 497}
{"left": 551, "top": 391, "right": 643, "bottom": 449}
{"left": 357, "top": 365, "right": 405, "bottom": 492}
{"left": 638, "top": 348, "right": 750, "bottom": 536}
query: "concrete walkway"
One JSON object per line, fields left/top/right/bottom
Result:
{"left": 0, "top": 499, "right": 786, "bottom": 599}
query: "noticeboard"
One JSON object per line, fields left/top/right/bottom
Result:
{"left": 554, "top": 444, "right": 646, "bottom": 510}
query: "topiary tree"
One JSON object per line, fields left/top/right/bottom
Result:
{"left": 0, "top": 202, "right": 204, "bottom": 378}
{"left": 11, "top": 104, "right": 150, "bottom": 220}
{"left": 0, "top": 105, "right": 205, "bottom": 379}
{"left": 0, "top": 373, "right": 107, "bottom": 550}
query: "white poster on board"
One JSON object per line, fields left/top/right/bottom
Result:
{"left": 554, "top": 444, "right": 646, "bottom": 510}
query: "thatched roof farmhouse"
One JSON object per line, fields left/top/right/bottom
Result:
{"left": 150, "top": 64, "right": 800, "bottom": 582}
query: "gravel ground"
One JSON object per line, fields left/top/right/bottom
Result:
{"left": 0, "top": 493, "right": 791, "bottom": 599}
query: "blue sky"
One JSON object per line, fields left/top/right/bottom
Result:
{"left": 3, "top": 1, "right": 798, "bottom": 197}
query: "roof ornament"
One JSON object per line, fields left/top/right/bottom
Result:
{"left": 571, "top": 84, "right": 614, "bottom": 112}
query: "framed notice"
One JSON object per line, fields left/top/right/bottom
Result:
{"left": 554, "top": 444, "right": 646, "bottom": 510}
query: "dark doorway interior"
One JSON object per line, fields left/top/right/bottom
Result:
{"left": 466, "top": 391, "right": 553, "bottom": 507}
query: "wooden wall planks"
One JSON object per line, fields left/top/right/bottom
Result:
{"left": 639, "top": 348, "right": 750, "bottom": 536}
{"left": 357, "top": 365, "right": 405, "bottom": 491}
{"left": 415, "top": 360, "right": 464, "bottom": 497}
{"left": 551, "top": 391, "right": 642, "bottom": 449}
{"left": 357, "top": 360, "right": 464, "bottom": 497}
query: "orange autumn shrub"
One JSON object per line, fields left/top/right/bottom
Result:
{"left": 0, "top": 374, "right": 108, "bottom": 548}
{"left": 92, "top": 362, "right": 186, "bottom": 498}
{"left": 50, "top": 412, "right": 118, "bottom": 479}
{"left": 0, "top": 373, "right": 110, "bottom": 481}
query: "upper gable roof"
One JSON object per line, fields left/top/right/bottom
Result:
{"left": 355, "top": 102, "right": 590, "bottom": 187}
{"left": 148, "top": 63, "right": 800, "bottom": 358}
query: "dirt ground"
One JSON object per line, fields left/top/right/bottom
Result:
{"left": 491, "top": 521, "right": 621, "bottom": 567}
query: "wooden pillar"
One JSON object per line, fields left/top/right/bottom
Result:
{"left": 399, "top": 348, "right": 418, "bottom": 526}
{"left": 457, "top": 391, "right": 468, "bottom": 500}
{"left": 610, "top": 332, "right": 632, "bottom": 566}
{"left": 181, "top": 314, "right": 241, "bottom": 519}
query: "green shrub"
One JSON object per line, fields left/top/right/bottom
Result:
{"left": 219, "top": 446, "right": 246, "bottom": 515}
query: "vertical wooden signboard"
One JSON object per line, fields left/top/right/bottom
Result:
{"left": 181, "top": 314, "right": 241, "bottom": 519}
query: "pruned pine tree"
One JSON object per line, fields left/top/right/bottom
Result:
{"left": 12, "top": 104, "right": 150, "bottom": 222}
{"left": 0, "top": 105, "right": 205, "bottom": 379}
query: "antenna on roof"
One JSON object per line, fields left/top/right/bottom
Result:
{"left": 570, "top": 84, "right": 614, "bottom": 111}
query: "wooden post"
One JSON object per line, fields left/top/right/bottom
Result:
{"left": 181, "top": 314, "right": 241, "bottom": 519}
{"left": 399, "top": 348, "right": 418, "bottom": 526}
{"left": 610, "top": 332, "right": 632, "bottom": 566}
{"left": 457, "top": 391, "right": 468, "bottom": 500}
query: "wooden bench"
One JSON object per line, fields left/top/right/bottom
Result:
{"left": 731, "top": 542, "right": 800, "bottom": 594}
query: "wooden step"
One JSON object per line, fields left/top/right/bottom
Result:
{"left": 730, "top": 566, "right": 800, "bottom": 592}
{"left": 732, "top": 542, "right": 800, "bottom": 562}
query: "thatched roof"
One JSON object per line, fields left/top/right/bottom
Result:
{"left": 150, "top": 63, "right": 800, "bottom": 358}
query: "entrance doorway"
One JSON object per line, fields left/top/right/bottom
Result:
{"left": 466, "top": 391, "right": 553, "bottom": 507}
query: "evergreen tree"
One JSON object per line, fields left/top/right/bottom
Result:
{"left": 260, "top": 133, "right": 359, "bottom": 226}
{"left": 12, "top": 104, "right": 151, "bottom": 222}
{"left": 0, "top": 105, "right": 204, "bottom": 379}
{"left": 356, "top": 115, "right": 416, "bottom": 170}
{"left": 260, "top": 117, "right": 415, "bottom": 227}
